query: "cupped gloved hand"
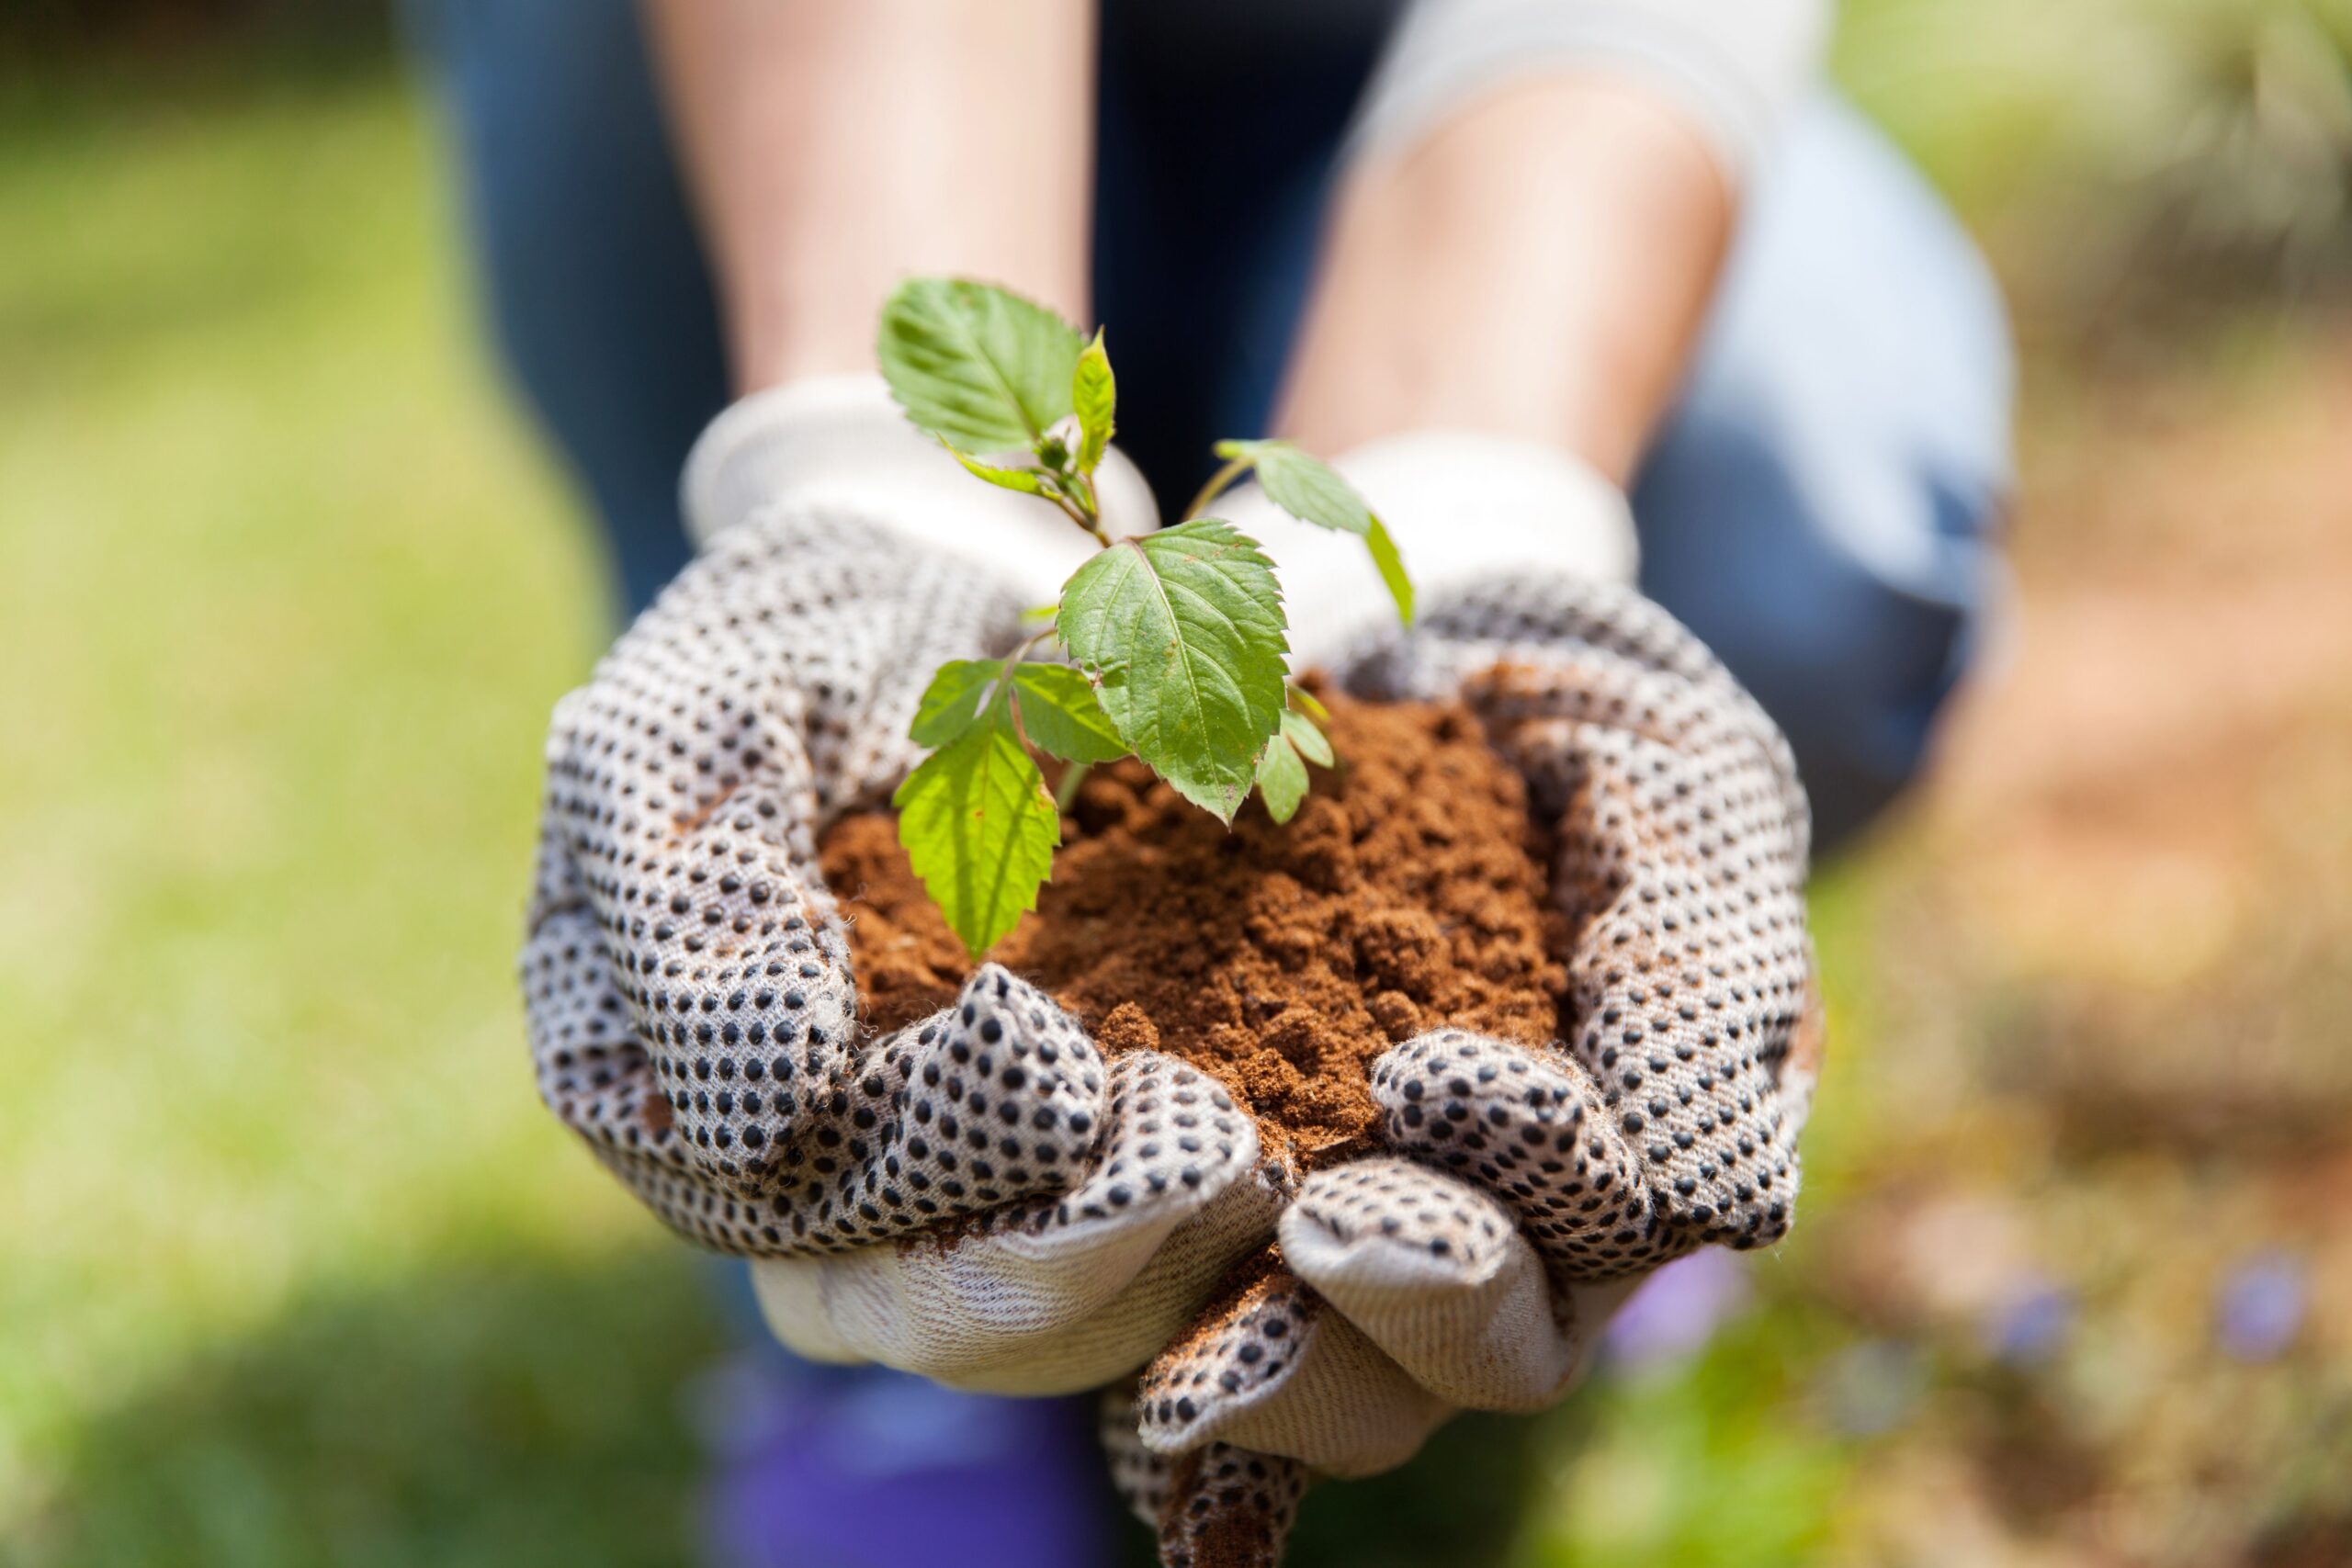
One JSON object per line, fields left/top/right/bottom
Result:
{"left": 1095, "top": 434, "right": 1824, "bottom": 1567}
{"left": 522, "top": 378, "right": 1286, "bottom": 1395}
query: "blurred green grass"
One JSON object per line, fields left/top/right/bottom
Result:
{"left": 6, "top": 8, "right": 2349, "bottom": 1567}
{"left": 0, "top": 63, "right": 720, "bottom": 1566}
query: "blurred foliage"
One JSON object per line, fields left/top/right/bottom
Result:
{"left": 17, "top": 1255, "right": 713, "bottom": 1568}
{"left": 0, "top": 0, "right": 379, "bottom": 64}
{"left": 1840, "top": 0, "right": 2352, "bottom": 332}
{"left": 5, "top": 6, "right": 2350, "bottom": 1568}
{"left": 0, "top": 55, "right": 709, "bottom": 1568}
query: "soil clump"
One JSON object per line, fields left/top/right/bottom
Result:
{"left": 818, "top": 694, "right": 1569, "bottom": 1166}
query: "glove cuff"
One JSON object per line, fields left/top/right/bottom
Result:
{"left": 680, "top": 375, "right": 1160, "bottom": 604}
{"left": 1216, "top": 430, "right": 1640, "bottom": 671}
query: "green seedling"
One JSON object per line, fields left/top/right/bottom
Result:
{"left": 876, "top": 276, "right": 1414, "bottom": 958}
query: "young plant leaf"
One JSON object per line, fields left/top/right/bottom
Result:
{"left": 910, "top": 660, "right": 1001, "bottom": 747}
{"left": 1010, "top": 663, "right": 1128, "bottom": 763}
{"left": 1287, "top": 683, "right": 1332, "bottom": 727}
{"left": 1361, "top": 517, "right": 1413, "bottom": 625}
{"left": 1212, "top": 438, "right": 1364, "bottom": 529}
{"left": 1255, "top": 732, "right": 1309, "bottom": 825}
{"left": 1281, "top": 706, "right": 1333, "bottom": 768}
{"left": 1073, "top": 330, "right": 1114, "bottom": 475}
{"left": 892, "top": 713, "right": 1058, "bottom": 959}
{"left": 877, "top": 278, "right": 1082, "bottom": 452}
{"left": 1212, "top": 438, "right": 1415, "bottom": 624}
{"left": 1057, "top": 519, "right": 1289, "bottom": 823}
{"left": 945, "top": 444, "right": 1051, "bottom": 498}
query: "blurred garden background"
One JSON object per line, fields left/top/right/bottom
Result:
{"left": 3, "top": 2, "right": 2348, "bottom": 1564}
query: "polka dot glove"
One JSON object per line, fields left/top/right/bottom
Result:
{"left": 1104, "top": 445, "right": 1823, "bottom": 1565}
{"left": 522, "top": 379, "right": 1283, "bottom": 1395}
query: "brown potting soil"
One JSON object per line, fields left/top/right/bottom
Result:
{"left": 817, "top": 694, "right": 1570, "bottom": 1167}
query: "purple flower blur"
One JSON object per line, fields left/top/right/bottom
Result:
{"left": 2215, "top": 1250, "right": 2306, "bottom": 1362}
{"left": 698, "top": 1357, "right": 1103, "bottom": 1568}
{"left": 1983, "top": 1277, "right": 2074, "bottom": 1366}
{"left": 1603, "top": 1247, "right": 1754, "bottom": 1367}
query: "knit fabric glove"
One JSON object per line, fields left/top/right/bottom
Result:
{"left": 1094, "top": 434, "right": 1824, "bottom": 1567}
{"left": 522, "top": 378, "right": 1284, "bottom": 1395}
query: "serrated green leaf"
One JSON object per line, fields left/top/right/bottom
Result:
{"left": 910, "top": 660, "right": 1001, "bottom": 747}
{"left": 1073, "top": 329, "right": 1114, "bottom": 474}
{"left": 945, "top": 443, "right": 1050, "bottom": 497}
{"left": 1011, "top": 663, "right": 1128, "bottom": 763}
{"left": 877, "top": 278, "right": 1082, "bottom": 451}
{"left": 1281, "top": 707, "right": 1334, "bottom": 769}
{"left": 1057, "top": 519, "right": 1289, "bottom": 822}
{"left": 1255, "top": 733, "right": 1308, "bottom": 824}
{"left": 1212, "top": 438, "right": 1414, "bottom": 624}
{"left": 892, "top": 716, "right": 1058, "bottom": 959}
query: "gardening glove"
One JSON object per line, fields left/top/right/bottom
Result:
{"left": 1103, "top": 434, "right": 1822, "bottom": 1564}
{"left": 522, "top": 376, "right": 1286, "bottom": 1395}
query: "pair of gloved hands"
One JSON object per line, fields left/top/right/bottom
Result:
{"left": 523, "top": 377, "right": 1820, "bottom": 1567}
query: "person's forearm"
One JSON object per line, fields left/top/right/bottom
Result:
{"left": 1275, "top": 77, "right": 1734, "bottom": 488}
{"left": 641, "top": 0, "right": 1095, "bottom": 392}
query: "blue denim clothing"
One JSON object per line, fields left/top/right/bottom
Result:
{"left": 407, "top": 3, "right": 2008, "bottom": 1563}
{"left": 1634, "top": 95, "right": 2013, "bottom": 852}
{"left": 403, "top": 0, "right": 729, "bottom": 617}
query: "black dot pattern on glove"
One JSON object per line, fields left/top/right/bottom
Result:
{"left": 951, "top": 1054, "right": 1260, "bottom": 1245}
{"left": 1345, "top": 575, "right": 1805, "bottom": 859}
{"left": 1100, "top": 1384, "right": 1309, "bottom": 1568}
{"left": 536, "top": 953, "right": 1112, "bottom": 1252}
{"left": 1286, "top": 1156, "right": 1512, "bottom": 1269}
{"left": 1159, "top": 1446, "right": 1310, "bottom": 1568}
{"left": 1345, "top": 576, "right": 1817, "bottom": 1275}
{"left": 1370, "top": 1030, "right": 1656, "bottom": 1277}
{"left": 768, "top": 964, "right": 1107, "bottom": 1249}
{"left": 1138, "top": 1267, "right": 1318, "bottom": 1450}
{"left": 524, "top": 503, "right": 1161, "bottom": 1257}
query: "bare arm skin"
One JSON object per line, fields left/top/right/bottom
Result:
{"left": 1276, "top": 77, "right": 1736, "bottom": 488}
{"left": 644, "top": 4, "right": 1733, "bottom": 481}
{"left": 641, "top": 0, "right": 1096, "bottom": 393}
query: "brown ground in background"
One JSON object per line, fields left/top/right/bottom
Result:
{"left": 1793, "top": 333, "right": 2352, "bottom": 1564}
{"left": 820, "top": 694, "right": 1569, "bottom": 1166}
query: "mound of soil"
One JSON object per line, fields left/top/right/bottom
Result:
{"left": 818, "top": 694, "right": 1570, "bottom": 1167}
